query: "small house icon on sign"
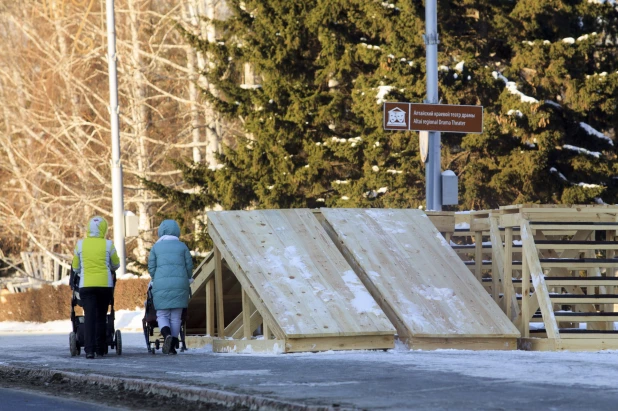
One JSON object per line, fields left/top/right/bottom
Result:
{"left": 387, "top": 107, "right": 407, "bottom": 127}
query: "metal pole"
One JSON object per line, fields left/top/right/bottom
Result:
{"left": 424, "top": 0, "right": 442, "bottom": 211}
{"left": 106, "top": 0, "right": 126, "bottom": 274}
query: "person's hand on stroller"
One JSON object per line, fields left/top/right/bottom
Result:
{"left": 69, "top": 269, "right": 80, "bottom": 291}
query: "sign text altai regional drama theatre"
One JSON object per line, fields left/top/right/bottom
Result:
{"left": 383, "top": 102, "right": 483, "bottom": 134}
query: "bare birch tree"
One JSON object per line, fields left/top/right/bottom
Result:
{"left": 0, "top": 0, "right": 227, "bottom": 272}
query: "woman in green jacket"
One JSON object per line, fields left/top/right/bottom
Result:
{"left": 72, "top": 216, "right": 120, "bottom": 359}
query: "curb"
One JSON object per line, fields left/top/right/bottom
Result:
{"left": 0, "top": 364, "right": 340, "bottom": 411}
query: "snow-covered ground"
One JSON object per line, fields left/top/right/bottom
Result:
{"left": 0, "top": 309, "right": 145, "bottom": 333}
{"left": 2, "top": 323, "right": 618, "bottom": 409}
{"left": 1, "top": 316, "right": 618, "bottom": 389}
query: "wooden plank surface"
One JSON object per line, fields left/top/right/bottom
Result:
{"left": 207, "top": 209, "right": 396, "bottom": 340}
{"left": 540, "top": 261, "right": 618, "bottom": 268}
{"left": 320, "top": 208, "right": 520, "bottom": 340}
{"left": 520, "top": 337, "right": 618, "bottom": 352}
{"left": 409, "top": 337, "right": 516, "bottom": 351}
{"left": 285, "top": 335, "right": 394, "bottom": 353}
{"left": 545, "top": 279, "right": 618, "bottom": 286}
{"left": 550, "top": 296, "right": 618, "bottom": 304}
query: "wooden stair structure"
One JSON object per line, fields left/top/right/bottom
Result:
{"left": 203, "top": 209, "right": 396, "bottom": 353}
{"left": 319, "top": 208, "right": 519, "bottom": 350}
{"left": 187, "top": 205, "right": 618, "bottom": 352}
{"left": 502, "top": 205, "right": 618, "bottom": 351}
{"left": 429, "top": 204, "right": 618, "bottom": 351}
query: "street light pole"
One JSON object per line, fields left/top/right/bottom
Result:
{"left": 106, "top": 0, "right": 126, "bottom": 274}
{"left": 424, "top": 0, "right": 442, "bottom": 211}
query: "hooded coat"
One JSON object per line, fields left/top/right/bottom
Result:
{"left": 72, "top": 216, "right": 120, "bottom": 288}
{"left": 148, "top": 220, "right": 193, "bottom": 310}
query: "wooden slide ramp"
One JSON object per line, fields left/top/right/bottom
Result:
{"left": 320, "top": 208, "right": 520, "bottom": 350}
{"left": 207, "top": 209, "right": 396, "bottom": 353}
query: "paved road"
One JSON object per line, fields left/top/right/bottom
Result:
{"left": 2, "top": 333, "right": 618, "bottom": 410}
{"left": 0, "top": 387, "right": 122, "bottom": 410}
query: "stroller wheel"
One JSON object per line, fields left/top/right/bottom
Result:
{"left": 115, "top": 330, "right": 122, "bottom": 355}
{"left": 69, "top": 332, "right": 78, "bottom": 357}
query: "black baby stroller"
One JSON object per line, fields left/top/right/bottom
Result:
{"left": 69, "top": 269, "right": 122, "bottom": 356}
{"left": 142, "top": 284, "right": 188, "bottom": 354}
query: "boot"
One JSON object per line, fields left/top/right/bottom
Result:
{"left": 161, "top": 326, "right": 173, "bottom": 354}
{"left": 169, "top": 337, "right": 178, "bottom": 355}
{"left": 160, "top": 326, "right": 171, "bottom": 338}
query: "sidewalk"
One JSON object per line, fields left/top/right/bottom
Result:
{"left": 1, "top": 333, "right": 618, "bottom": 410}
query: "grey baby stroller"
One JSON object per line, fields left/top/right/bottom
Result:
{"left": 69, "top": 269, "right": 122, "bottom": 356}
{"left": 142, "top": 284, "right": 188, "bottom": 354}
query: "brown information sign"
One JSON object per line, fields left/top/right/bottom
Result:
{"left": 384, "top": 102, "right": 483, "bottom": 134}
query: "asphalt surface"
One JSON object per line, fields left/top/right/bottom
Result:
{"left": 0, "top": 387, "right": 123, "bottom": 410}
{"left": 2, "top": 333, "right": 618, "bottom": 410}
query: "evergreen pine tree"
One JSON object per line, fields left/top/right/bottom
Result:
{"left": 147, "top": 0, "right": 618, "bottom": 231}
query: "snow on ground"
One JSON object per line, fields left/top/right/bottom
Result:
{"left": 2, "top": 328, "right": 618, "bottom": 397}
{"left": 0, "top": 309, "right": 145, "bottom": 333}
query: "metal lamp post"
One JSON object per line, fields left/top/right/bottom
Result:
{"left": 105, "top": 0, "right": 126, "bottom": 274}
{"left": 424, "top": 0, "right": 441, "bottom": 211}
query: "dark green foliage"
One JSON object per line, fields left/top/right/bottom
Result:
{"left": 150, "top": 0, "right": 618, "bottom": 223}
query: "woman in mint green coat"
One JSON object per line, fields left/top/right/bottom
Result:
{"left": 148, "top": 219, "right": 193, "bottom": 354}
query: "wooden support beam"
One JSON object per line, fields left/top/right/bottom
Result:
{"left": 551, "top": 296, "right": 618, "bottom": 304}
{"left": 490, "top": 217, "right": 520, "bottom": 318}
{"left": 285, "top": 335, "right": 394, "bottom": 353}
{"left": 408, "top": 337, "right": 516, "bottom": 351}
{"left": 607, "top": 229, "right": 617, "bottom": 315}
{"left": 521, "top": 220, "right": 560, "bottom": 340}
{"left": 232, "top": 309, "right": 263, "bottom": 340}
{"left": 223, "top": 307, "right": 264, "bottom": 340}
{"left": 242, "top": 290, "right": 252, "bottom": 339}
{"left": 491, "top": 255, "right": 499, "bottom": 302}
{"left": 263, "top": 320, "right": 270, "bottom": 340}
{"left": 206, "top": 279, "right": 215, "bottom": 336}
{"left": 521, "top": 251, "right": 530, "bottom": 338}
{"left": 535, "top": 242, "right": 618, "bottom": 250}
{"left": 503, "top": 227, "right": 514, "bottom": 320}
{"left": 474, "top": 231, "right": 483, "bottom": 283}
{"left": 545, "top": 279, "right": 618, "bottom": 287}
{"left": 540, "top": 261, "right": 618, "bottom": 269}
{"left": 224, "top": 311, "right": 244, "bottom": 337}
{"left": 531, "top": 223, "right": 618, "bottom": 231}
{"left": 214, "top": 246, "right": 225, "bottom": 338}
{"left": 554, "top": 314, "right": 618, "bottom": 322}
{"left": 190, "top": 251, "right": 215, "bottom": 296}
